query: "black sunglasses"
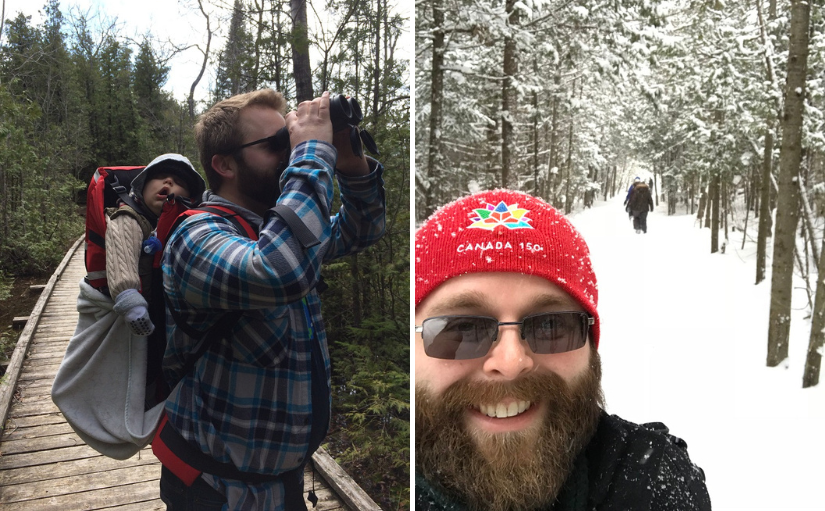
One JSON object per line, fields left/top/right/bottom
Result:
{"left": 415, "top": 312, "right": 594, "bottom": 360}
{"left": 231, "top": 127, "right": 290, "bottom": 155}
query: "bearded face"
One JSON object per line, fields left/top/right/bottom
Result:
{"left": 234, "top": 150, "right": 289, "bottom": 206}
{"left": 416, "top": 348, "right": 604, "bottom": 511}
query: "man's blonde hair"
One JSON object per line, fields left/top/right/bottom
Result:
{"left": 195, "top": 89, "right": 287, "bottom": 192}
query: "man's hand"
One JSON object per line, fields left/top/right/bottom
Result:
{"left": 285, "top": 92, "right": 333, "bottom": 148}
{"left": 332, "top": 125, "right": 369, "bottom": 177}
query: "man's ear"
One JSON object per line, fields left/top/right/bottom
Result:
{"left": 211, "top": 154, "right": 236, "bottom": 181}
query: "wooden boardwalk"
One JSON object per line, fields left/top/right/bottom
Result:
{"left": 0, "top": 237, "right": 379, "bottom": 510}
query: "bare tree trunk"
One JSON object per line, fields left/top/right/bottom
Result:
{"left": 251, "top": 0, "right": 264, "bottom": 90}
{"left": 547, "top": 87, "right": 559, "bottom": 204}
{"left": 274, "top": 8, "right": 285, "bottom": 93}
{"left": 697, "top": 181, "right": 707, "bottom": 223}
{"left": 372, "top": 0, "right": 381, "bottom": 121}
{"left": 500, "top": 0, "right": 518, "bottom": 189}
{"left": 423, "top": 0, "right": 445, "bottom": 218}
{"left": 291, "top": 0, "right": 313, "bottom": 102}
{"left": 0, "top": 0, "right": 5, "bottom": 49}
{"left": 757, "top": 130, "right": 773, "bottom": 283}
{"left": 611, "top": 164, "right": 617, "bottom": 198}
{"left": 653, "top": 173, "right": 659, "bottom": 207}
{"left": 723, "top": 177, "right": 729, "bottom": 241}
{"left": 532, "top": 72, "right": 539, "bottom": 195}
{"left": 564, "top": 117, "right": 574, "bottom": 214}
{"left": 188, "top": 0, "right": 212, "bottom": 120}
{"left": 704, "top": 182, "right": 712, "bottom": 228}
{"left": 756, "top": 0, "right": 779, "bottom": 285}
{"left": 711, "top": 173, "right": 720, "bottom": 253}
{"left": 767, "top": 0, "right": 810, "bottom": 367}
{"left": 803, "top": 230, "right": 825, "bottom": 387}
{"left": 798, "top": 175, "right": 820, "bottom": 263}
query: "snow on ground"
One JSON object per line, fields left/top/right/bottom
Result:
{"left": 568, "top": 196, "right": 825, "bottom": 510}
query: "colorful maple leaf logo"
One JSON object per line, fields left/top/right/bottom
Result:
{"left": 468, "top": 201, "right": 533, "bottom": 230}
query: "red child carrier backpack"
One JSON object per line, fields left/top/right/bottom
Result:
{"left": 84, "top": 166, "right": 146, "bottom": 289}
{"left": 83, "top": 164, "right": 195, "bottom": 292}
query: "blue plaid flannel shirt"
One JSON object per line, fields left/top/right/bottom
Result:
{"left": 161, "top": 140, "right": 385, "bottom": 510}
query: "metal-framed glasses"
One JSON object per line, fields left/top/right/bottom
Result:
{"left": 415, "top": 311, "right": 594, "bottom": 360}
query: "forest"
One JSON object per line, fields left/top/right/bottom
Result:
{"left": 0, "top": 0, "right": 409, "bottom": 508}
{"left": 415, "top": 0, "right": 825, "bottom": 387}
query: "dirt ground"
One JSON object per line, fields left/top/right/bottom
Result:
{"left": 0, "top": 276, "right": 48, "bottom": 374}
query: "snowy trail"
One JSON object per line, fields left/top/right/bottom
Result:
{"left": 567, "top": 197, "right": 825, "bottom": 510}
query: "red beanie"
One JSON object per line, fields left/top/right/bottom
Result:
{"left": 415, "top": 189, "right": 600, "bottom": 348}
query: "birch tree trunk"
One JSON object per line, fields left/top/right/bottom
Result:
{"left": 767, "top": 0, "right": 810, "bottom": 367}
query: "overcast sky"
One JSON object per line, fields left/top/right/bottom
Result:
{"left": 2, "top": 0, "right": 217, "bottom": 103}
{"left": 3, "top": 0, "right": 412, "bottom": 107}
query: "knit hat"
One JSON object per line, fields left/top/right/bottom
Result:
{"left": 129, "top": 154, "right": 206, "bottom": 209}
{"left": 415, "top": 189, "right": 600, "bottom": 347}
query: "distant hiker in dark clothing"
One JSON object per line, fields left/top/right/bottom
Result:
{"left": 628, "top": 181, "right": 654, "bottom": 233}
{"left": 623, "top": 177, "right": 641, "bottom": 219}
{"left": 415, "top": 190, "right": 711, "bottom": 511}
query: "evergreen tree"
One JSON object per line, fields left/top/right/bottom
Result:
{"left": 213, "top": 0, "right": 255, "bottom": 102}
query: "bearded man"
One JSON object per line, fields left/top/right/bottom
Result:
{"left": 414, "top": 190, "right": 710, "bottom": 511}
{"left": 155, "top": 89, "right": 385, "bottom": 510}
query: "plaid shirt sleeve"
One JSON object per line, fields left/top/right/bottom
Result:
{"left": 323, "top": 157, "right": 386, "bottom": 262}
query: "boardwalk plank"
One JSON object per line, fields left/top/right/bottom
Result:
{"left": 0, "top": 480, "right": 163, "bottom": 510}
{"left": 0, "top": 463, "right": 161, "bottom": 504}
{"left": 1, "top": 431, "right": 86, "bottom": 455}
{"left": 0, "top": 454, "right": 158, "bottom": 486}
{"left": 0, "top": 445, "right": 147, "bottom": 471}
{"left": 9, "top": 382, "right": 58, "bottom": 398}
{"left": 18, "top": 364, "right": 62, "bottom": 381}
{"left": 2, "top": 412, "right": 65, "bottom": 429}
{"left": 1, "top": 421, "right": 74, "bottom": 441}
{"left": 7, "top": 400, "right": 60, "bottom": 419}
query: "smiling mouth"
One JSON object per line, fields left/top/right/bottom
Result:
{"left": 476, "top": 400, "right": 532, "bottom": 419}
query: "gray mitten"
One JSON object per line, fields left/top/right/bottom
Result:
{"left": 113, "top": 289, "right": 155, "bottom": 336}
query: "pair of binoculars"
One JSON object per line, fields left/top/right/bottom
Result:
{"left": 270, "top": 94, "right": 379, "bottom": 157}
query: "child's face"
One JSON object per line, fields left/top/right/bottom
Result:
{"left": 143, "top": 171, "right": 191, "bottom": 216}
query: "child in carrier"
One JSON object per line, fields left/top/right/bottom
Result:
{"left": 107, "top": 154, "right": 205, "bottom": 337}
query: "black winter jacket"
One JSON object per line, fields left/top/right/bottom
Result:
{"left": 415, "top": 412, "right": 711, "bottom": 511}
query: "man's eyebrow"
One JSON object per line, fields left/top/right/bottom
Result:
{"left": 424, "top": 290, "right": 580, "bottom": 317}
{"left": 532, "top": 293, "right": 580, "bottom": 310}
{"left": 425, "top": 291, "right": 490, "bottom": 316}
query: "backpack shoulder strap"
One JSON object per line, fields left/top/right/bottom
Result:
{"left": 164, "top": 204, "right": 258, "bottom": 378}
{"left": 168, "top": 204, "right": 259, "bottom": 241}
{"left": 103, "top": 168, "right": 145, "bottom": 213}
{"left": 270, "top": 204, "right": 320, "bottom": 249}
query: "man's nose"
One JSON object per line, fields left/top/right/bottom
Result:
{"left": 482, "top": 324, "right": 534, "bottom": 379}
